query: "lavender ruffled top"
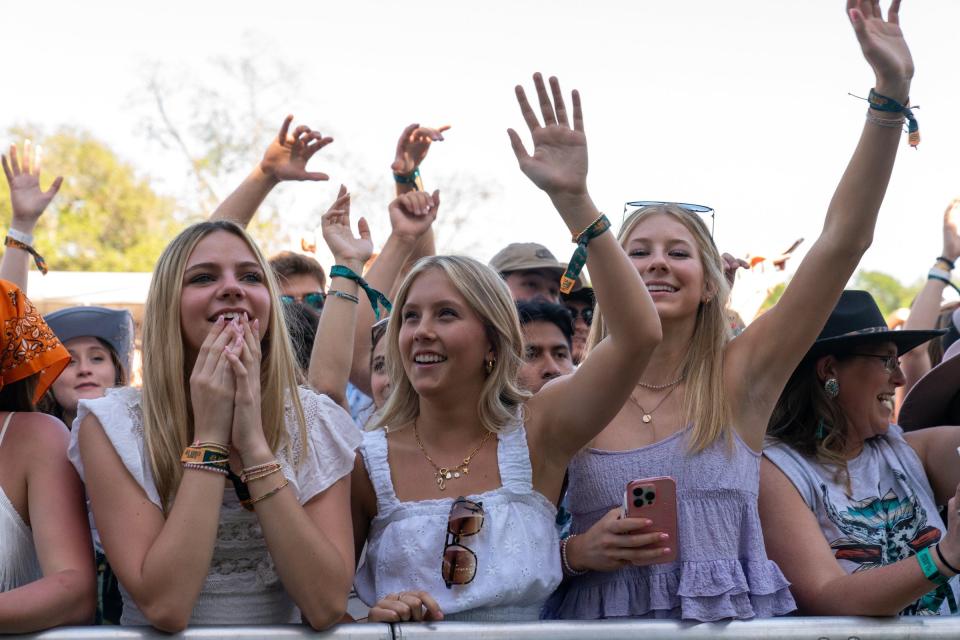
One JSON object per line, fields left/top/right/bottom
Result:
{"left": 542, "top": 428, "right": 796, "bottom": 621}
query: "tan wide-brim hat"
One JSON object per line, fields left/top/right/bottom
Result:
{"left": 898, "top": 339, "right": 960, "bottom": 432}
{"left": 488, "top": 242, "right": 583, "bottom": 291}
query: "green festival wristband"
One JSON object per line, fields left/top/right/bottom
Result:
{"left": 561, "top": 214, "right": 611, "bottom": 295}
{"left": 329, "top": 265, "right": 393, "bottom": 321}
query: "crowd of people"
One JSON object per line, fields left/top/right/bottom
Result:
{"left": 4, "top": 1, "right": 960, "bottom": 632}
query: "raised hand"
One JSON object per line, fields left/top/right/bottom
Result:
{"left": 721, "top": 252, "right": 750, "bottom": 288}
{"left": 388, "top": 190, "right": 439, "bottom": 244}
{"left": 391, "top": 123, "right": 450, "bottom": 176}
{"left": 2, "top": 140, "right": 64, "bottom": 229}
{"left": 320, "top": 185, "right": 373, "bottom": 267}
{"left": 260, "top": 115, "right": 333, "bottom": 183}
{"left": 848, "top": 0, "right": 912, "bottom": 101}
{"left": 225, "top": 314, "right": 266, "bottom": 456}
{"left": 189, "top": 317, "right": 239, "bottom": 445}
{"left": 942, "top": 199, "right": 960, "bottom": 262}
{"left": 507, "top": 73, "right": 587, "bottom": 198}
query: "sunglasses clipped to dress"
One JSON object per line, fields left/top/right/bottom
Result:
{"left": 280, "top": 291, "right": 325, "bottom": 312}
{"left": 623, "top": 200, "right": 716, "bottom": 237}
{"left": 442, "top": 497, "right": 484, "bottom": 589}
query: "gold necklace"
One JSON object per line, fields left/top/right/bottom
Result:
{"left": 412, "top": 421, "right": 494, "bottom": 491}
{"left": 629, "top": 383, "right": 680, "bottom": 424}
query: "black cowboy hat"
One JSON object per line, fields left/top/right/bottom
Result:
{"left": 805, "top": 290, "right": 945, "bottom": 360}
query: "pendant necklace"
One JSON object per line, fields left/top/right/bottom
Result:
{"left": 630, "top": 382, "right": 681, "bottom": 424}
{"left": 413, "top": 420, "right": 494, "bottom": 491}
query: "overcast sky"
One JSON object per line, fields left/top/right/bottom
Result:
{"left": 4, "top": 0, "right": 958, "bottom": 286}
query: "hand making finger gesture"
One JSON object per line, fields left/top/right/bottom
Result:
{"left": 321, "top": 185, "right": 373, "bottom": 268}
{"left": 388, "top": 190, "right": 439, "bottom": 245}
{"left": 391, "top": 123, "right": 451, "bottom": 177}
{"left": 507, "top": 73, "right": 588, "bottom": 198}
{"left": 2, "top": 140, "right": 64, "bottom": 229}
{"left": 260, "top": 115, "right": 333, "bottom": 183}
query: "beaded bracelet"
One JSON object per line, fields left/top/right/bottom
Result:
{"left": 248, "top": 479, "right": 290, "bottom": 507}
{"left": 866, "top": 88, "right": 920, "bottom": 148}
{"left": 183, "top": 462, "right": 228, "bottom": 476}
{"left": 240, "top": 461, "right": 282, "bottom": 483}
{"left": 560, "top": 534, "right": 587, "bottom": 577}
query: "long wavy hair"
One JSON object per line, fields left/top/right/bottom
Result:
{"left": 587, "top": 205, "right": 731, "bottom": 452}
{"left": 142, "top": 221, "right": 306, "bottom": 511}
{"left": 372, "top": 256, "right": 530, "bottom": 434}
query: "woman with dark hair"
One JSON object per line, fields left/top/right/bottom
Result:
{"left": 762, "top": 290, "right": 960, "bottom": 616}
{"left": 0, "top": 281, "right": 95, "bottom": 632}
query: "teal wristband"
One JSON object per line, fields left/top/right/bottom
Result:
{"left": 561, "top": 214, "right": 611, "bottom": 295}
{"left": 393, "top": 167, "right": 423, "bottom": 191}
{"left": 329, "top": 265, "right": 393, "bottom": 321}
{"left": 918, "top": 546, "right": 948, "bottom": 585}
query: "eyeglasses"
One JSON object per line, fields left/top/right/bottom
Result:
{"left": 280, "top": 292, "right": 325, "bottom": 312}
{"left": 442, "top": 497, "right": 484, "bottom": 588}
{"left": 623, "top": 200, "right": 716, "bottom": 237}
{"left": 850, "top": 353, "right": 901, "bottom": 374}
{"left": 567, "top": 306, "right": 593, "bottom": 326}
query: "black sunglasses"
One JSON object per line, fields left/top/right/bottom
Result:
{"left": 280, "top": 292, "right": 325, "bottom": 312}
{"left": 442, "top": 497, "right": 484, "bottom": 588}
{"left": 623, "top": 200, "right": 716, "bottom": 237}
{"left": 567, "top": 306, "right": 593, "bottom": 326}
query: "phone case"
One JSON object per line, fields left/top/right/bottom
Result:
{"left": 622, "top": 476, "right": 679, "bottom": 564}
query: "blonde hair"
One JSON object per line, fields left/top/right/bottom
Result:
{"left": 141, "top": 221, "right": 306, "bottom": 511}
{"left": 373, "top": 256, "right": 530, "bottom": 434}
{"left": 587, "top": 205, "right": 731, "bottom": 452}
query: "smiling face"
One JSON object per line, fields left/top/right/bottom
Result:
{"left": 179, "top": 229, "right": 272, "bottom": 359}
{"left": 398, "top": 268, "right": 493, "bottom": 399}
{"left": 624, "top": 213, "right": 711, "bottom": 321}
{"left": 50, "top": 336, "right": 119, "bottom": 416}
{"left": 821, "top": 340, "right": 904, "bottom": 445}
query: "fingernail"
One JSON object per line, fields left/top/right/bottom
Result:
{"left": 662, "top": 547, "right": 672, "bottom": 555}
{"left": 660, "top": 533, "right": 669, "bottom": 540}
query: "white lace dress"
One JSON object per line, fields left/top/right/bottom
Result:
{"left": 67, "top": 385, "right": 361, "bottom": 625}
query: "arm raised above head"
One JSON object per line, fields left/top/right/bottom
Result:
{"left": 728, "top": 1, "right": 916, "bottom": 447}
{"left": 512, "top": 74, "right": 661, "bottom": 462}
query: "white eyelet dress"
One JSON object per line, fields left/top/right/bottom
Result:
{"left": 0, "top": 412, "right": 42, "bottom": 592}
{"left": 354, "top": 421, "right": 562, "bottom": 622}
{"left": 67, "top": 386, "right": 362, "bottom": 625}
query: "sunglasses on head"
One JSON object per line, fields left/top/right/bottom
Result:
{"left": 280, "top": 292, "right": 325, "bottom": 312}
{"left": 623, "top": 200, "right": 716, "bottom": 237}
{"left": 371, "top": 317, "right": 390, "bottom": 346}
{"left": 442, "top": 497, "right": 484, "bottom": 588}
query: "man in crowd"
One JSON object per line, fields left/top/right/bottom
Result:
{"left": 516, "top": 300, "right": 576, "bottom": 393}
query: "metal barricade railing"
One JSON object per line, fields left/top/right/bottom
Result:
{"left": 9, "top": 618, "right": 960, "bottom": 639}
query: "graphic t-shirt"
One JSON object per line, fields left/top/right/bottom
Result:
{"left": 765, "top": 425, "right": 959, "bottom": 616}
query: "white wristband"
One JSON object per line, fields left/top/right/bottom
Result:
{"left": 6, "top": 228, "right": 34, "bottom": 245}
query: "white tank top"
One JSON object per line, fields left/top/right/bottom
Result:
{"left": 0, "top": 412, "right": 43, "bottom": 592}
{"left": 354, "top": 421, "right": 562, "bottom": 622}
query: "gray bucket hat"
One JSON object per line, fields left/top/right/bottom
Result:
{"left": 44, "top": 306, "right": 135, "bottom": 375}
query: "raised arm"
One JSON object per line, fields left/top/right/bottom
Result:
{"left": 727, "top": 0, "right": 915, "bottom": 447}
{"left": 347, "top": 191, "right": 437, "bottom": 395}
{"left": 307, "top": 185, "right": 372, "bottom": 407}
{"left": 898, "top": 199, "right": 960, "bottom": 400}
{"left": 1, "top": 141, "right": 63, "bottom": 290}
{"left": 209, "top": 115, "right": 332, "bottom": 227}
{"left": 513, "top": 74, "right": 661, "bottom": 462}
{"left": 389, "top": 123, "right": 448, "bottom": 280}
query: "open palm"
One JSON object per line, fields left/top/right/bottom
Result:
{"left": 849, "top": 0, "right": 913, "bottom": 92}
{"left": 2, "top": 142, "right": 63, "bottom": 224}
{"left": 321, "top": 185, "right": 373, "bottom": 264}
{"left": 508, "top": 74, "right": 588, "bottom": 197}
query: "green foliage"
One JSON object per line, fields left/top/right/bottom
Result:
{"left": 853, "top": 270, "right": 923, "bottom": 318}
{"left": 758, "top": 281, "right": 787, "bottom": 314}
{"left": 0, "top": 126, "right": 182, "bottom": 271}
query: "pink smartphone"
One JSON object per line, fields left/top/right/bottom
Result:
{"left": 623, "top": 476, "right": 679, "bottom": 564}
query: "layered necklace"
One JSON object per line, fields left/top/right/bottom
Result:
{"left": 413, "top": 421, "right": 493, "bottom": 491}
{"left": 630, "top": 375, "right": 684, "bottom": 424}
